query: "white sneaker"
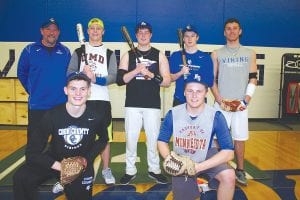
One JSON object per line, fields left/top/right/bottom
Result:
{"left": 52, "top": 182, "right": 64, "bottom": 194}
{"left": 198, "top": 183, "right": 211, "bottom": 193}
{"left": 102, "top": 168, "right": 116, "bottom": 184}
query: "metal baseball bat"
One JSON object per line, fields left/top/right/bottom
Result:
{"left": 76, "top": 23, "right": 88, "bottom": 65}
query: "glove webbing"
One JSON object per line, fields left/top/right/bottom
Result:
{"left": 165, "top": 156, "right": 184, "bottom": 175}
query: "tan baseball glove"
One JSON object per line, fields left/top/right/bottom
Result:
{"left": 220, "top": 99, "right": 243, "bottom": 112}
{"left": 60, "top": 156, "right": 87, "bottom": 186}
{"left": 163, "top": 151, "right": 196, "bottom": 176}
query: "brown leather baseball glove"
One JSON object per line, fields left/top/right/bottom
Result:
{"left": 220, "top": 99, "right": 243, "bottom": 112}
{"left": 163, "top": 151, "right": 196, "bottom": 176}
{"left": 60, "top": 156, "right": 87, "bottom": 186}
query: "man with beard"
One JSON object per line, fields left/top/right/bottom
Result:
{"left": 17, "top": 18, "right": 71, "bottom": 162}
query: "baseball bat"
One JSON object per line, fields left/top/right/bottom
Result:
{"left": 121, "top": 26, "right": 141, "bottom": 63}
{"left": 177, "top": 28, "right": 189, "bottom": 79}
{"left": 177, "top": 28, "right": 187, "bottom": 66}
{"left": 76, "top": 23, "right": 88, "bottom": 65}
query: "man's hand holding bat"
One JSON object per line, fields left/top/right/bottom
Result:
{"left": 76, "top": 23, "right": 97, "bottom": 83}
{"left": 121, "top": 26, "right": 162, "bottom": 82}
{"left": 177, "top": 28, "right": 190, "bottom": 79}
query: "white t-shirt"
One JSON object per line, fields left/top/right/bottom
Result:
{"left": 79, "top": 43, "right": 109, "bottom": 101}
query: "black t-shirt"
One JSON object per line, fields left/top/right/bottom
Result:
{"left": 125, "top": 47, "right": 161, "bottom": 109}
{"left": 25, "top": 101, "right": 111, "bottom": 169}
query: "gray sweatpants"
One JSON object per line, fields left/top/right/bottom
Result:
{"left": 171, "top": 148, "right": 232, "bottom": 200}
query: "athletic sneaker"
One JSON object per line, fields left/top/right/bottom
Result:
{"left": 52, "top": 182, "right": 64, "bottom": 194}
{"left": 148, "top": 172, "right": 168, "bottom": 184}
{"left": 235, "top": 169, "right": 248, "bottom": 186}
{"left": 102, "top": 168, "right": 116, "bottom": 184}
{"left": 198, "top": 183, "right": 211, "bottom": 193}
{"left": 120, "top": 174, "right": 136, "bottom": 185}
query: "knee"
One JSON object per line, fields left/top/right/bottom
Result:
{"left": 13, "top": 166, "right": 36, "bottom": 187}
{"left": 217, "top": 169, "right": 236, "bottom": 187}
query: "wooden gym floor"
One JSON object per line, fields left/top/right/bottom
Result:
{"left": 0, "top": 119, "right": 299, "bottom": 200}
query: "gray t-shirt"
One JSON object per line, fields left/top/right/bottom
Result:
{"left": 172, "top": 104, "right": 216, "bottom": 162}
{"left": 216, "top": 45, "right": 253, "bottom": 100}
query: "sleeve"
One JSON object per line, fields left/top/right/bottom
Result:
{"left": 84, "top": 103, "right": 110, "bottom": 163}
{"left": 212, "top": 111, "right": 234, "bottom": 150}
{"left": 105, "top": 51, "right": 117, "bottom": 85}
{"left": 17, "top": 46, "right": 30, "bottom": 93}
{"left": 67, "top": 50, "right": 80, "bottom": 76}
{"left": 169, "top": 51, "right": 180, "bottom": 74}
{"left": 204, "top": 54, "right": 214, "bottom": 87}
{"left": 157, "top": 110, "right": 174, "bottom": 143}
{"left": 25, "top": 111, "right": 57, "bottom": 169}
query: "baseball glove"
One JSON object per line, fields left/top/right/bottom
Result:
{"left": 163, "top": 151, "right": 196, "bottom": 176}
{"left": 220, "top": 99, "right": 242, "bottom": 112}
{"left": 60, "top": 156, "right": 87, "bottom": 186}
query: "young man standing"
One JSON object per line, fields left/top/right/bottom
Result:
{"left": 67, "top": 18, "right": 117, "bottom": 184}
{"left": 158, "top": 72, "right": 235, "bottom": 200}
{"left": 170, "top": 25, "right": 214, "bottom": 106}
{"left": 117, "top": 21, "right": 171, "bottom": 184}
{"left": 211, "top": 18, "right": 257, "bottom": 186}
{"left": 13, "top": 72, "right": 110, "bottom": 200}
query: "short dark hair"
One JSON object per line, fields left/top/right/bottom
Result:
{"left": 66, "top": 72, "right": 91, "bottom": 86}
{"left": 224, "top": 18, "right": 241, "bottom": 29}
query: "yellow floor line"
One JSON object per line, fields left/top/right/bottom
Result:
{"left": 0, "top": 156, "right": 25, "bottom": 180}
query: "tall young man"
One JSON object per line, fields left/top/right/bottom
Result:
{"left": 117, "top": 21, "right": 171, "bottom": 185}
{"left": 67, "top": 18, "right": 117, "bottom": 184}
{"left": 170, "top": 25, "right": 214, "bottom": 106}
{"left": 211, "top": 18, "right": 257, "bottom": 185}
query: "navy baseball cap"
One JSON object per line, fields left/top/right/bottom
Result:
{"left": 185, "top": 71, "right": 214, "bottom": 87}
{"left": 67, "top": 72, "right": 91, "bottom": 85}
{"left": 135, "top": 21, "right": 152, "bottom": 33}
{"left": 41, "top": 18, "right": 60, "bottom": 29}
{"left": 183, "top": 24, "right": 198, "bottom": 35}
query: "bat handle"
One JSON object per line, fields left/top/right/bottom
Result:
{"left": 135, "top": 56, "right": 150, "bottom": 79}
{"left": 81, "top": 45, "right": 88, "bottom": 65}
{"left": 181, "top": 53, "right": 189, "bottom": 79}
{"left": 183, "top": 73, "right": 190, "bottom": 80}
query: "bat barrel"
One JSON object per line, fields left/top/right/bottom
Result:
{"left": 76, "top": 23, "right": 85, "bottom": 45}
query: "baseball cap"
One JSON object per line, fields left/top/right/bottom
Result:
{"left": 135, "top": 21, "right": 152, "bottom": 33}
{"left": 183, "top": 24, "right": 198, "bottom": 35}
{"left": 67, "top": 72, "right": 91, "bottom": 85}
{"left": 41, "top": 18, "right": 59, "bottom": 29}
{"left": 88, "top": 18, "right": 104, "bottom": 28}
{"left": 184, "top": 71, "right": 213, "bottom": 87}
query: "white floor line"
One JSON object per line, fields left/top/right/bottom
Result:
{"left": 111, "top": 153, "right": 140, "bottom": 163}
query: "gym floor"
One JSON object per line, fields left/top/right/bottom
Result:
{"left": 0, "top": 119, "right": 299, "bottom": 199}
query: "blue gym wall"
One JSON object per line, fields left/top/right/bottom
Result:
{"left": 1, "top": 0, "right": 300, "bottom": 47}
{"left": 1, "top": 0, "right": 300, "bottom": 118}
